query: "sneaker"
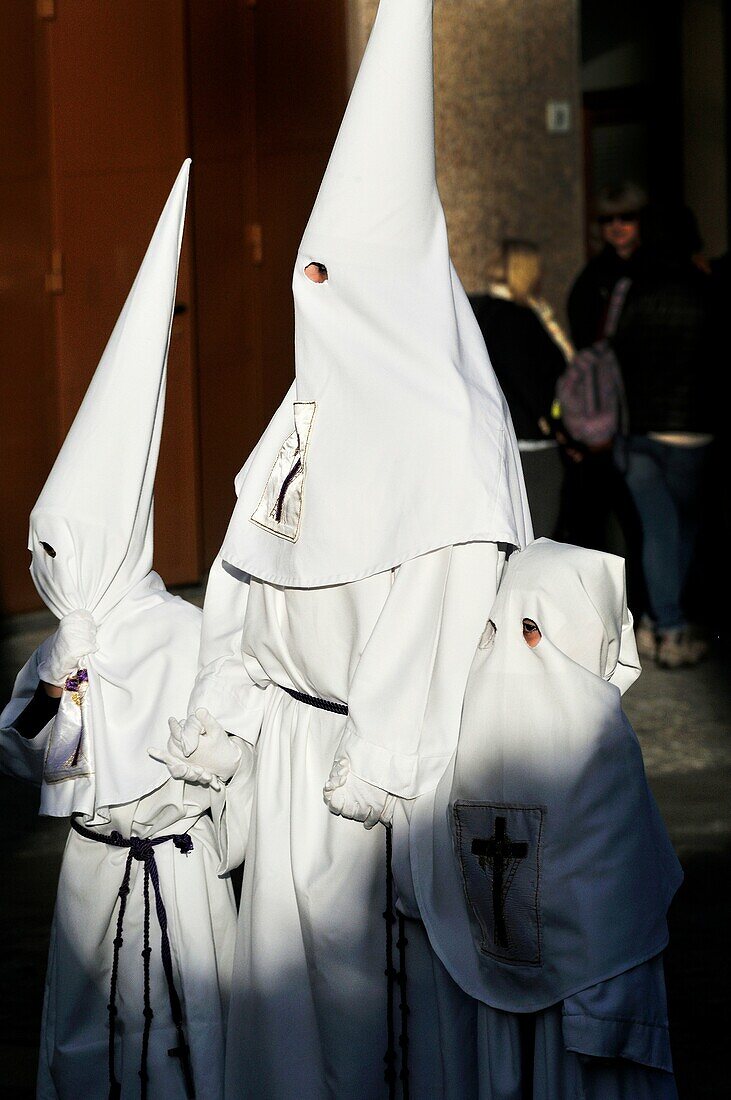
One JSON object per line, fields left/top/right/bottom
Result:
{"left": 656, "top": 630, "right": 708, "bottom": 669}
{"left": 635, "top": 620, "right": 657, "bottom": 661}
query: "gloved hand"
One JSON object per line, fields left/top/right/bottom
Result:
{"left": 323, "top": 755, "right": 395, "bottom": 830}
{"left": 148, "top": 708, "right": 244, "bottom": 791}
{"left": 37, "top": 610, "right": 98, "bottom": 686}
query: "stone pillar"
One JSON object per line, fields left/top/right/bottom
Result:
{"left": 347, "top": 0, "right": 585, "bottom": 316}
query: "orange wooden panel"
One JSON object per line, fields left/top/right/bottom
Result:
{"left": 46, "top": 0, "right": 201, "bottom": 587}
{"left": 187, "top": 0, "right": 348, "bottom": 567}
{"left": 0, "top": 3, "right": 56, "bottom": 613}
{"left": 49, "top": 0, "right": 190, "bottom": 178}
{"left": 254, "top": 1, "right": 349, "bottom": 416}
{"left": 186, "top": 0, "right": 262, "bottom": 566}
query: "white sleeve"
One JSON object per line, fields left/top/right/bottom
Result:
{"left": 187, "top": 555, "right": 269, "bottom": 746}
{"left": 209, "top": 736, "right": 257, "bottom": 874}
{"left": 0, "top": 645, "right": 54, "bottom": 785}
{"left": 338, "top": 542, "right": 505, "bottom": 798}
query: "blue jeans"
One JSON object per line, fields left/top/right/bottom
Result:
{"left": 621, "top": 435, "right": 711, "bottom": 632}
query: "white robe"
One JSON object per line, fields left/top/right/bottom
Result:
{"left": 474, "top": 965, "right": 677, "bottom": 1100}
{"left": 1, "top": 639, "right": 236, "bottom": 1100}
{"left": 401, "top": 804, "right": 677, "bottom": 1100}
{"left": 396, "top": 539, "right": 679, "bottom": 1100}
{"left": 189, "top": 542, "right": 504, "bottom": 1098}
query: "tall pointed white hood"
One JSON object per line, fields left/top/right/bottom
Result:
{"left": 220, "top": 0, "right": 531, "bottom": 587}
{"left": 25, "top": 162, "right": 197, "bottom": 822}
{"left": 29, "top": 159, "right": 190, "bottom": 621}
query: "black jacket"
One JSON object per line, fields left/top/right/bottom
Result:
{"left": 567, "top": 247, "right": 645, "bottom": 351}
{"left": 470, "top": 294, "right": 566, "bottom": 441}
{"left": 612, "top": 263, "right": 717, "bottom": 434}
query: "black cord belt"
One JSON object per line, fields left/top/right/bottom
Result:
{"left": 279, "top": 684, "right": 348, "bottom": 715}
{"left": 70, "top": 815, "right": 199, "bottom": 1100}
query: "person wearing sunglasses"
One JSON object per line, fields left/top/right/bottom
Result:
{"left": 568, "top": 182, "right": 647, "bottom": 352}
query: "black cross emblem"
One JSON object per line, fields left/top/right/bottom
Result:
{"left": 471, "top": 816, "right": 529, "bottom": 948}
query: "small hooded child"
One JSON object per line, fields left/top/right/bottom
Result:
{"left": 400, "top": 538, "right": 682, "bottom": 1099}
{"left": 0, "top": 163, "right": 236, "bottom": 1100}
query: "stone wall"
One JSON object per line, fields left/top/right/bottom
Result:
{"left": 347, "top": 0, "right": 585, "bottom": 317}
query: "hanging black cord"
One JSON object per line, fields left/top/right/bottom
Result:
{"left": 397, "top": 911, "right": 410, "bottom": 1099}
{"left": 139, "top": 859, "right": 153, "bottom": 1099}
{"left": 384, "top": 824, "right": 398, "bottom": 1098}
{"left": 71, "top": 817, "right": 197, "bottom": 1099}
{"left": 148, "top": 847, "right": 196, "bottom": 1098}
{"left": 108, "top": 849, "right": 134, "bottom": 1100}
{"left": 383, "top": 822, "right": 410, "bottom": 1097}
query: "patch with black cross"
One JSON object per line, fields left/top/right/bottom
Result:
{"left": 452, "top": 801, "right": 544, "bottom": 966}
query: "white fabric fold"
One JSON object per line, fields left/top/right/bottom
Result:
{"left": 218, "top": 0, "right": 531, "bottom": 587}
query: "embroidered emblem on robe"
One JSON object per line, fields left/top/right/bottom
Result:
{"left": 251, "top": 402, "right": 316, "bottom": 541}
{"left": 43, "top": 678, "right": 93, "bottom": 783}
{"left": 452, "top": 801, "right": 544, "bottom": 966}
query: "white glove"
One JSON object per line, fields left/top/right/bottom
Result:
{"left": 148, "top": 708, "right": 244, "bottom": 791}
{"left": 37, "top": 610, "right": 98, "bottom": 686}
{"left": 323, "top": 755, "right": 395, "bottom": 830}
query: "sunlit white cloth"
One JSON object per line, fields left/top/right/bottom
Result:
{"left": 189, "top": 542, "right": 503, "bottom": 1098}
{"left": 1, "top": 620, "right": 236, "bottom": 1100}
{"left": 218, "top": 0, "right": 531, "bottom": 589}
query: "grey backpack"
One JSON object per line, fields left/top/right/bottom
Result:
{"left": 556, "top": 277, "right": 630, "bottom": 447}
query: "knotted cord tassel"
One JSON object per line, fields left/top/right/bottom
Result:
{"left": 139, "top": 860, "right": 154, "bottom": 1100}
{"left": 70, "top": 815, "right": 198, "bottom": 1099}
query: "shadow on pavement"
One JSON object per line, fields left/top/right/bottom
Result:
{"left": 666, "top": 847, "right": 731, "bottom": 1099}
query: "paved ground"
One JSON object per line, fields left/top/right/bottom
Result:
{"left": 0, "top": 609, "right": 728, "bottom": 1097}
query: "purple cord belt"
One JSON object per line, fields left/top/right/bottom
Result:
{"left": 70, "top": 814, "right": 198, "bottom": 1100}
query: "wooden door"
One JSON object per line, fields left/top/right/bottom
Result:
{"left": 187, "top": 0, "right": 348, "bottom": 568}
{"left": 253, "top": 0, "right": 349, "bottom": 413}
{"left": 186, "top": 0, "right": 262, "bottom": 566}
{"left": 0, "top": 3, "right": 56, "bottom": 614}
{"left": 1, "top": 0, "right": 349, "bottom": 610}
{"left": 45, "top": 0, "right": 201, "bottom": 588}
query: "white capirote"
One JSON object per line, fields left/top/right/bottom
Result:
{"left": 27, "top": 160, "right": 191, "bottom": 822}
{"left": 217, "top": 0, "right": 531, "bottom": 589}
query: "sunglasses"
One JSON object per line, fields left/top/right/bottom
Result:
{"left": 597, "top": 211, "right": 640, "bottom": 226}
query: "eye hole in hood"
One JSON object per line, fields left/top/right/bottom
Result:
{"left": 40, "top": 541, "right": 57, "bottom": 558}
{"left": 304, "top": 262, "right": 328, "bottom": 283}
{"left": 522, "top": 618, "right": 542, "bottom": 648}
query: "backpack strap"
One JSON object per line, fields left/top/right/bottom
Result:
{"left": 603, "top": 276, "right": 632, "bottom": 338}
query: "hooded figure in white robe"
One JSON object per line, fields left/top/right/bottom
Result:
{"left": 403, "top": 538, "right": 682, "bottom": 1098}
{"left": 0, "top": 162, "right": 236, "bottom": 1100}
{"left": 152, "top": 1, "right": 531, "bottom": 1096}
